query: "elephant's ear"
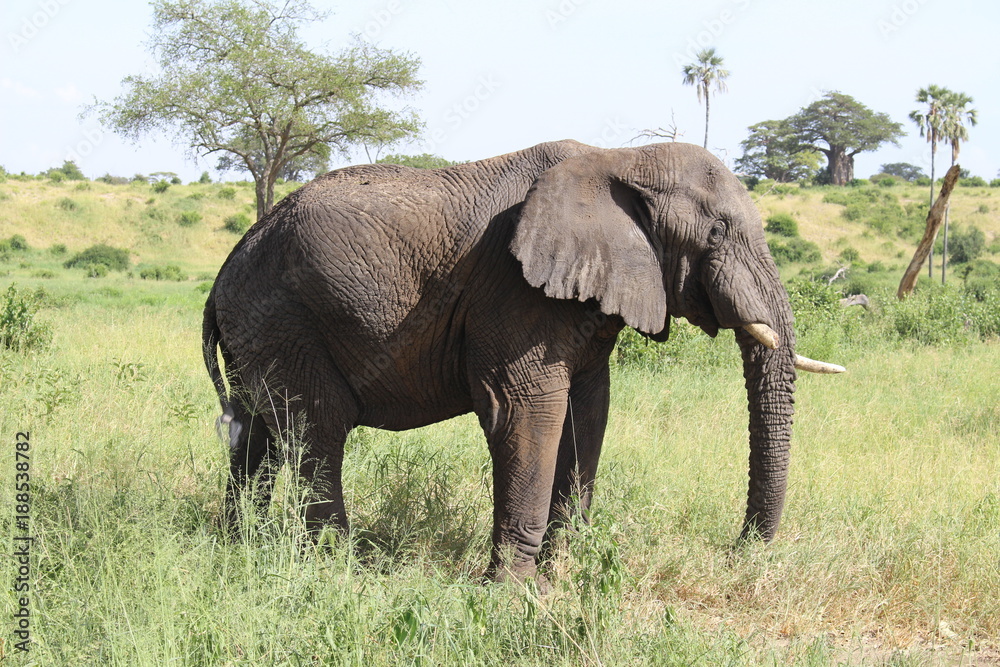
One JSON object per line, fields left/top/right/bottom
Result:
{"left": 511, "top": 151, "right": 667, "bottom": 335}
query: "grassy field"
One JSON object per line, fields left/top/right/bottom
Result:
{"left": 1, "top": 175, "right": 999, "bottom": 664}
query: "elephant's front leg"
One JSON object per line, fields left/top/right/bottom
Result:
{"left": 546, "top": 358, "right": 611, "bottom": 535}
{"left": 474, "top": 380, "right": 570, "bottom": 583}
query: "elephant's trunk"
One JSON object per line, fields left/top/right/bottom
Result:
{"left": 735, "top": 301, "right": 796, "bottom": 542}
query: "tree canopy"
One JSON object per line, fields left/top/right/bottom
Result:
{"left": 787, "top": 92, "right": 905, "bottom": 185}
{"left": 95, "top": 0, "right": 423, "bottom": 219}
{"left": 376, "top": 153, "right": 459, "bottom": 169}
{"left": 735, "top": 120, "right": 821, "bottom": 183}
{"left": 878, "top": 162, "right": 926, "bottom": 181}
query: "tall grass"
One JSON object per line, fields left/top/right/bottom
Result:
{"left": 1, "top": 278, "right": 998, "bottom": 664}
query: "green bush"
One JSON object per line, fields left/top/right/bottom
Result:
{"left": 990, "top": 179, "right": 1000, "bottom": 188}
{"left": 870, "top": 173, "right": 903, "bottom": 186}
{"left": 765, "top": 213, "right": 799, "bottom": 237}
{"left": 49, "top": 243, "right": 67, "bottom": 256}
{"left": 86, "top": 263, "right": 109, "bottom": 278}
{"left": 960, "top": 176, "right": 988, "bottom": 187}
{"left": 1, "top": 284, "right": 52, "bottom": 351}
{"left": 838, "top": 247, "right": 861, "bottom": 264}
{"left": 217, "top": 187, "right": 237, "bottom": 200}
{"left": 949, "top": 225, "right": 986, "bottom": 264}
{"left": 139, "top": 265, "right": 187, "bottom": 281}
{"left": 8, "top": 235, "right": 29, "bottom": 252}
{"left": 64, "top": 244, "right": 131, "bottom": 272}
{"left": 57, "top": 197, "right": 79, "bottom": 211}
{"left": 223, "top": 213, "right": 252, "bottom": 234}
{"left": 768, "top": 237, "right": 822, "bottom": 266}
{"left": 177, "top": 211, "right": 202, "bottom": 227}
{"left": 152, "top": 180, "right": 170, "bottom": 194}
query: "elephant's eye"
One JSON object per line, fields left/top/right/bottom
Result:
{"left": 708, "top": 220, "right": 727, "bottom": 247}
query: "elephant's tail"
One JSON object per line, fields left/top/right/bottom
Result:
{"left": 202, "top": 291, "right": 234, "bottom": 436}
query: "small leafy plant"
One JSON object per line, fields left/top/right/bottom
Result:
{"left": 0, "top": 284, "right": 52, "bottom": 352}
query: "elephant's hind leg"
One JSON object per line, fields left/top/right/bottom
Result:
{"left": 224, "top": 399, "right": 278, "bottom": 534}
{"left": 270, "top": 345, "right": 359, "bottom": 536}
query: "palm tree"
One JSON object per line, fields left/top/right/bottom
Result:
{"left": 682, "top": 48, "right": 730, "bottom": 149}
{"left": 909, "top": 84, "right": 952, "bottom": 278}
{"left": 939, "top": 90, "right": 977, "bottom": 283}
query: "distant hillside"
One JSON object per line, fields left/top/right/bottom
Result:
{"left": 1, "top": 174, "right": 998, "bottom": 289}
{"left": 0, "top": 178, "right": 301, "bottom": 274}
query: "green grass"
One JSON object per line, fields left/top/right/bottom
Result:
{"left": 1, "top": 278, "right": 998, "bottom": 664}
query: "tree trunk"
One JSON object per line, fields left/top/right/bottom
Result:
{"left": 703, "top": 85, "right": 710, "bottom": 149}
{"left": 827, "top": 147, "right": 854, "bottom": 185}
{"left": 927, "top": 138, "right": 937, "bottom": 278}
{"left": 942, "top": 206, "right": 950, "bottom": 284}
{"left": 254, "top": 171, "right": 278, "bottom": 221}
{"left": 898, "top": 165, "right": 961, "bottom": 299}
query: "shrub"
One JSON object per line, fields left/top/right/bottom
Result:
{"left": 177, "top": 211, "right": 202, "bottom": 227}
{"left": 217, "top": 187, "right": 237, "bottom": 200}
{"left": 57, "top": 197, "right": 78, "bottom": 211}
{"left": 869, "top": 173, "right": 903, "bottom": 186}
{"left": 199, "top": 171, "right": 212, "bottom": 184}
{"left": 139, "top": 265, "right": 187, "bottom": 281}
{"left": 0, "top": 285, "right": 51, "bottom": 352}
{"left": 152, "top": 180, "right": 170, "bottom": 194}
{"left": 977, "top": 204, "right": 990, "bottom": 214}
{"left": 49, "top": 243, "right": 67, "bottom": 256}
{"left": 990, "top": 179, "right": 1000, "bottom": 188}
{"left": 768, "top": 237, "right": 822, "bottom": 266}
{"left": 86, "top": 263, "right": 109, "bottom": 278}
{"left": 838, "top": 247, "right": 861, "bottom": 264}
{"left": 915, "top": 177, "right": 931, "bottom": 186}
{"left": 960, "top": 176, "right": 988, "bottom": 187}
{"left": 765, "top": 213, "right": 799, "bottom": 237}
{"left": 63, "top": 244, "right": 131, "bottom": 272}
{"left": 223, "top": 213, "right": 252, "bottom": 234}
{"left": 949, "top": 225, "right": 986, "bottom": 264}
{"left": 97, "top": 173, "right": 130, "bottom": 185}
{"left": 8, "top": 235, "right": 29, "bottom": 252}
{"left": 32, "top": 269, "right": 56, "bottom": 279}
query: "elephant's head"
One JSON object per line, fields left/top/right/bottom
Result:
{"left": 512, "top": 142, "right": 843, "bottom": 541}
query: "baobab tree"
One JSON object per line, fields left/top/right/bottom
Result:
{"left": 681, "top": 48, "right": 729, "bottom": 149}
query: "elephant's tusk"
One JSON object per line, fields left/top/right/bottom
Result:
{"left": 743, "top": 323, "right": 780, "bottom": 349}
{"left": 795, "top": 355, "right": 846, "bottom": 374}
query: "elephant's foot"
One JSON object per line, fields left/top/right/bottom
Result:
{"left": 486, "top": 548, "right": 552, "bottom": 595}
{"left": 305, "top": 499, "right": 350, "bottom": 539}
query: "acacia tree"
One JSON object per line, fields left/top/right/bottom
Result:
{"left": 95, "top": 0, "right": 423, "bottom": 219}
{"left": 787, "top": 92, "right": 905, "bottom": 186}
{"left": 681, "top": 48, "right": 729, "bottom": 149}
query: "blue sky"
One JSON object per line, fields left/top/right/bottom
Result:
{"left": 2, "top": 0, "right": 997, "bottom": 182}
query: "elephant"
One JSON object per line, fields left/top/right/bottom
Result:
{"left": 202, "top": 139, "right": 843, "bottom": 583}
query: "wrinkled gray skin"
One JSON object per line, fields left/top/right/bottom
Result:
{"left": 203, "top": 140, "right": 797, "bottom": 582}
